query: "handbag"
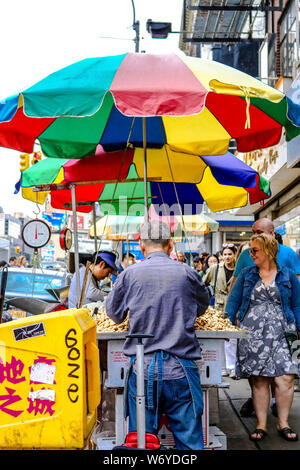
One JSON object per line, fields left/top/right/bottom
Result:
{"left": 264, "top": 286, "right": 299, "bottom": 360}
{"left": 285, "top": 332, "right": 299, "bottom": 358}
{"left": 209, "top": 264, "right": 219, "bottom": 307}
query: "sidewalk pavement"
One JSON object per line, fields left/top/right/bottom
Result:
{"left": 218, "top": 377, "right": 300, "bottom": 450}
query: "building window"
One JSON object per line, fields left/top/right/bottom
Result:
{"left": 279, "top": 1, "right": 298, "bottom": 77}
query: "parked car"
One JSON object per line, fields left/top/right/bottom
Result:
{"left": 40, "top": 260, "right": 68, "bottom": 272}
{"left": 0, "top": 267, "right": 71, "bottom": 304}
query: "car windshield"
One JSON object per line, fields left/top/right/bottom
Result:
{"left": 0, "top": 271, "right": 65, "bottom": 296}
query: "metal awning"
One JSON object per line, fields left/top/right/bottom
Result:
{"left": 183, "top": 0, "right": 282, "bottom": 43}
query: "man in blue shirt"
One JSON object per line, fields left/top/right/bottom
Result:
{"left": 230, "top": 218, "right": 300, "bottom": 420}
{"left": 106, "top": 220, "right": 209, "bottom": 450}
{"left": 232, "top": 218, "right": 300, "bottom": 283}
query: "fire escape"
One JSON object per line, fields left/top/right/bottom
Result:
{"left": 181, "top": 0, "right": 283, "bottom": 45}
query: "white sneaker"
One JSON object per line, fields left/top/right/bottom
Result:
{"left": 229, "top": 369, "right": 236, "bottom": 379}
{"left": 222, "top": 369, "right": 229, "bottom": 377}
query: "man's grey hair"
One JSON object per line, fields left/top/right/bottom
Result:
{"left": 140, "top": 220, "right": 171, "bottom": 247}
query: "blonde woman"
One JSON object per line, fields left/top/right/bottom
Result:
{"left": 225, "top": 234, "right": 300, "bottom": 442}
{"left": 16, "top": 255, "right": 27, "bottom": 267}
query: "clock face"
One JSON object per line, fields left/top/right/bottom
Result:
{"left": 64, "top": 229, "right": 73, "bottom": 250}
{"left": 60, "top": 228, "right": 73, "bottom": 251}
{"left": 22, "top": 219, "right": 51, "bottom": 249}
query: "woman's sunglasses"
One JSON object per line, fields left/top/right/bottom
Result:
{"left": 222, "top": 243, "right": 235, "bottom": 248}
{"left": 249, "top": 248, "right": 260, "bottom": 256}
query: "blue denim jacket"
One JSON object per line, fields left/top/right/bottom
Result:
{"left": 225, "top": 265, "right": 300, "bottom": 329}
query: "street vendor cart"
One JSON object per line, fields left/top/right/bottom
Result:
{"left": 95, "top": 311, "right": 249, "bottom": 451}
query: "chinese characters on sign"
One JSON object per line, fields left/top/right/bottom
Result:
{"left": 0, "top": 356, "right": 56, "bottom": 418}
{"left": 240, "top": 147, "right": 279, "bottom": 175}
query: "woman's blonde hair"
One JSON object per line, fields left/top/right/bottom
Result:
{"left": 250, "top": 233, "right": 278, "bottom": 261}
{"left": 16, "top": 255, "right": 26, "bottom": 267}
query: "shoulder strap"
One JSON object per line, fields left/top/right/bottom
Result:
{"left": 213, "top": 263, "right": 219, "bottom": 293}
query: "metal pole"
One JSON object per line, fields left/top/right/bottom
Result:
{"left": 93, "top": 203, "right": 98, "bottom": 252}
{"left": 71, "top": 184, "right": 81, "bottom": 307}
{"left": 115, "top": 390, "right": 126, "bottom": 445}
{"left": 136, "top": 339, "right": 146, "bottom": 448}
{"left": 126, "top": 234, "right": 129, "bottom": 267}
{"left": 143, "top": 117, "right": 149, "bottom": 221}
{"left": 131, "top": 0, "right": 140, "bottom": 53}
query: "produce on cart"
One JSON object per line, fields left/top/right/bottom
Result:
{"left": 91, "top": 305, "right": 245, "bottom": 333}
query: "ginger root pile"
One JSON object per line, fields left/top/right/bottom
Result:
{"left": 92, "top": 305, "right": 243, "bottom": 333}
{"left": 93, "top": 307, "right": 129, "bottom": 332}
{"left": 194, "top": 306, "right": 243, "bottom": 331}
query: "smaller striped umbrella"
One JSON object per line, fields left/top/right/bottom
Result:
{"left": 17, "top": 145, "right": 271, "bottom": 214}
{"left": 89, "top": 211, "right": 217, "bottom": 241}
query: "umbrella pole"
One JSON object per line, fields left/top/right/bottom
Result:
{"left": 143, "top": 117, "right": 149, "bottom": 221}
{"left": 93, "top": 203, "right": 98, "bottom": 252}
{"left": 71, "top": 184, "right": 81, "bottom": 307}
{"left": 126, "top": 234, "right": 129, "bottom": 266}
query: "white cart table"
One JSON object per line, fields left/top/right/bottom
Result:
{"left": 97, "top": 329, "right": 249, "bottom": 449}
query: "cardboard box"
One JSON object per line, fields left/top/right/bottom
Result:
{"left": 195, "top": 339, "right": 223, "bottom": 385}
{"left": 106, "top": 339, "right": 224, "bottom": 388}
{"left": 106, "top": 340, "right": 129, "bottom": 388}
{"left": 210, "top": 426, "right": 227, "bottom": 450}
{"left": 97, "top": 436, "right": 117, "bottom": 450}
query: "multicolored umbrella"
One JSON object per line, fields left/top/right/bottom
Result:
{"left": 1, "top": 53, "right": 300, "bottom": 160}
{"left": 17, "top": 145, "right": 271, "bottom": 213}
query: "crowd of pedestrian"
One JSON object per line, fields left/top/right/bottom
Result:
{"left": 0, "top": 256, "right": 27, "bottom": 268}
{"left": 67, "top": 217, "right": 300, "bottom": 447}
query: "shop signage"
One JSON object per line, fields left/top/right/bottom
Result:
{"left": 41, "top": 243, "right": 56, "bottom": 262}
{"left": 42, "top": 212, "right": 66, "bottom": 233}
{"left": 69, "top": 215, "right": 85, "bottom": 230}
{"left": 123, "top": 241, "right": 144, "bottom": 261}
{"left": 236, "top": 142, "right": 287, "bottom": 180}
{"left": 8, "top": 220, "right": 21, "bottom": 239}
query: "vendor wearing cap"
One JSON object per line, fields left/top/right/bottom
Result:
{"left": 68, "top": 251, "right": 117, "bottom": 308}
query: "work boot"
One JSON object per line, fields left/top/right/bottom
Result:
{"left": 240, "top": 397, "right": 255, "bottom": 417}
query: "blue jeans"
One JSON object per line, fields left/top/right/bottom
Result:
{"left": 127, "top": 371, "right": 204, "bottom": 450}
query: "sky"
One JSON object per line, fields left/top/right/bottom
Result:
{"left": 0, "top": 0, "right": 183, "bottom": 217}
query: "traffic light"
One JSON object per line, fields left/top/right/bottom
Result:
{"left": 146, "top": 19, "right": 172, "bottom": 39}
{"left": 31, "top": 151, "right": 42, "bottom": 165}
{"left": 20, "top": 153, "right": 29, "bottom": 172}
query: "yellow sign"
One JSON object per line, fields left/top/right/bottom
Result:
{"left": 0, "top": 309, "right": 100, "bottom": 449}
{"left": 239, "top": 147, "right": 279, "bottom": 175}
